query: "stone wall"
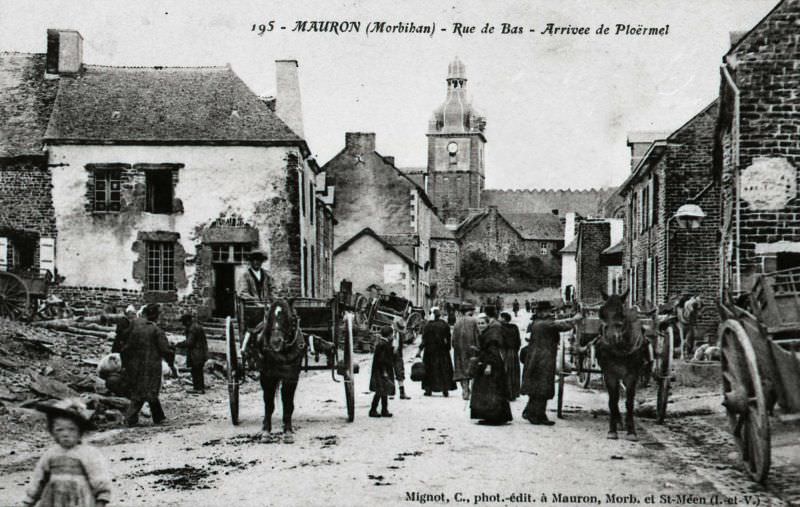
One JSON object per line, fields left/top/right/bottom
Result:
{"left": 717, "top": 0, "right": 800, "bottom": 292}
{"left": 430, "top": 237, "right": 459, "bottom": 299}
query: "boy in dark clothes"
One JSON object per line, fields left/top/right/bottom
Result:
{"left": 178, "top": 314, "right": 208, "bottom": 394}
{"left": 369, "top": 326, "right": 396, "bottom": 418}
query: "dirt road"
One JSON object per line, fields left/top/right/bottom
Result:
{"left": 0, "top": 313, "right": 794, "bottom": 506}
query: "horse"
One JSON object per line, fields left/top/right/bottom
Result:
{"left": 596, "top": 290, "right": 649, "bottom": 441}
{"left": 675, "top": 294, "right": 702, "bottom": 359}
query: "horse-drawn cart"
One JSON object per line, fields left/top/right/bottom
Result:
{"left": 224, "top": 296, "right": 357, "bottom": 426}
{"left": 556, "top": 302, "right": 602, "bottom": 418}
{"left": 718, "top": 267, "right": 800, "bottom": 482}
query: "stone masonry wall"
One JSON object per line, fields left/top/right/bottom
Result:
{"left": 576, "top": 221, "right": 610, "bottom": 304}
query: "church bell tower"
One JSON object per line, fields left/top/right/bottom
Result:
{"left": 426, "top": 57, "right": 487, "bottom": 225}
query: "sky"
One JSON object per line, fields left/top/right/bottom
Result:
{"left": 0, "top": 0, "right": 779, "bottom": 190}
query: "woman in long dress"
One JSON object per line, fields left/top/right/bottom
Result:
{"left": 470, "top": 313, "right": 512, "bottom": 425}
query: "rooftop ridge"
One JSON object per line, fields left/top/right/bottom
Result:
{"left": 0, "top": 51, "right": 42, "bottom": 56}
{"left": 484, "top": 187, "right": 611, "bottom": 194}
{"left": 84, "top": 63, "right": 230, "bottom": 71}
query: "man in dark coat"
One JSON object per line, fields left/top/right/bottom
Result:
{"left": 369, "top": 326, "right": 396, "bottom": 417}
{"left": 416, "top": 308, "right": 455, "bottom": 396}
{"left": 500, "top": 312, "right": 522, "bottom": 400}
{"left": 179, "top": 314, "right": 208, "bottom": 394}
{"left": 452, "top": 304, "right": 479, "bottom": 400}
{"left": 470, "top": 311, "right": 512, "bottom": 425}
{"left": 237, "top": 250, "right": 273, "bottom": 302}
{"left": 521, "top": 301, "right": 581, "bottom": 425}
{"left": 122, "top": 304, "right": 175, "bottom": 427}
{"left": 512, "top": 299, "right": 520, "bottom": 317}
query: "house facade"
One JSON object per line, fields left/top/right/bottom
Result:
{"left": 716, "top": 0, "right": 800, "bottom": 294}
{"left": 2, "top": 29, "right": 333, "bottom": 321}
{"left": 620, "top": 102, "right": 721, "bottom": 313}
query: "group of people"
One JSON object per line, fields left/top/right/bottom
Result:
{"left": 406, "top": 300, "right": 581, "bottom": 426}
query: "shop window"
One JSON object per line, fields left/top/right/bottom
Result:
{"left": 146, "top": 241, "right": 175, "bottom": 291}
{"left": 145, "top": 171, "right": 174, "bottom": 214}
{"left": 93, "top": 169, "right": 122, "bottom": 212}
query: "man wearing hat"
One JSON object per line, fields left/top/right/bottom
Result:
{"left": 520, "top": 301, "right": 581, "bottom": 425}
{"left": 122, "top": 304, "right": 176, "bottom": 427}
{"left": 237, "top": 249, "right": 273, "bottom": 302}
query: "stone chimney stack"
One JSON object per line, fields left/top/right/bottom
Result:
{"left": 46, "top": 29, "right": 83, "bottom": 77}
{"left": 345, "top": 132, "right": 376, "bottom": 155}
{"left": 275, "top": 60, "right": 304, "bottom": 138}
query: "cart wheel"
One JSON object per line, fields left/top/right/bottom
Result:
{"left": 0, "top": 272, "right": 29, "bottom": 320}
{"left": 405, "top": 312, "right": 423, "bottom": 344}
{"left": 720, "top": 319, "right": 770, "bottom": 483}
{"left": 656, "top": 326, "right": 674, "bottom": 424}
{"left": 225, "top": 317, "right": 240, "bottom": 426}
{"left": 344, "top": 314, "right": 356, "bottom": 422}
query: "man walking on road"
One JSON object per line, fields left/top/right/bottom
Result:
{"left": 521, "top": 301, "right": 581, "bottom": 425}
{"left": 452, "top": 303, "right": 479, "bottom": 400}
{"left": 122, "top": 304, "right": 176, "bottom": 427}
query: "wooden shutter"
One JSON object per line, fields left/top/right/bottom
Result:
{"left": 39, "top": 237, "right": 55, "bottom": 276}
{"left": 647, "top": 178, "right": 655, "bottom": 228}
{"left": 0, "top": 237, "right": 7, "bottom": 271}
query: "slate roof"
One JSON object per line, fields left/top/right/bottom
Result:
{"left": 560, "top": 236, "right": 578, "bottom": 254}
{"left": 601, "top": 240, "right": 624, "bottom": 255}
{"left": 334, "top": 227, "right": 419, "bottom": 268}
{"left": 430, "top": 216, "right": 456, "bottom": 240}
{"left": 44, "top": 65, "right": 303, "bottom": 145}
{"left": 503, "top": 212, "right": 564, "bottom": 241}
{"left": 481, "top": 188, "right": 615, "bottom": 219}
{"left": 0, "top": 53, "right": 59, "bottom": 157}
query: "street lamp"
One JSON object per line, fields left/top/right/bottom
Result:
{"left": 673, "top": 203, "right": 706, "bottom": 230}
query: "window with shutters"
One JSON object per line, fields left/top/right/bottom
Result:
{"left": 430, "top": 247, "right": 437, "bottom": 269}
{"left": 146, "top": 241, "right": 175, "bottom": 291}
{"left": 93, "top": 169, "right": 122, "bottom": 212}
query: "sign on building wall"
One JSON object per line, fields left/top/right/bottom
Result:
{"left": 39, "top": 238, "right": 55, "bottom": 275}
{"left": 383, "top": 264, "right": 406, "bottom": 284}
{"left": 740, "top": 157, "right": 797, "bottom": 211}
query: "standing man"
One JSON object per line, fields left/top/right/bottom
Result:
{"left": 391, "top": 317, "right": 411, "bottom": 400}
{"left": 179, "top": 314, "right": 208, "bottom": 394}
{"left": 122, "top": 304, "right": 175, "bottom": 427}
{"left": 237, "top": 250, "right": 273, "bottom": 302}
{"left": 499, "top": 312, "right": 522, "bottom": 400}
{"left": 524, "top": 300, "right": 531, "bottom": 314}
{"left": 512, "top": 299, "right": 520, "bottom": 318}
{"left": 416, "top": 308, "right": 456, "bottom": 397}
{"left": 520, "top": 301, "right": 581, "bottom": 425}
{"left": 451, "top": 303, "right": 479, "bottom": 400}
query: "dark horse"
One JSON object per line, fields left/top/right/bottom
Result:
{"left": 596, "top": 290, "right": 648, "bottom": 441}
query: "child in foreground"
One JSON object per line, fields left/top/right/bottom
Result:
{"left": 23, "top": 398, "right": 111, "bottom": 507}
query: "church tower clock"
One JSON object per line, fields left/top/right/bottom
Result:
{"left": 426, "top": 57, "right": 487, "bottom": 225}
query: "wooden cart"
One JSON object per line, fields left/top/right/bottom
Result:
{"left": 0, "top": 269, "right": 60, "bottom": 321}
{"left": 555, "top": 302, "right": 601, "bottom": 418}
{"left": 718, "top": 267, "right": 800, "bottom": 482}
{"left": 224, "top": 296, "right": 357, "bottom": 426}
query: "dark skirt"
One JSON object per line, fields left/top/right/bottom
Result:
{"left": 470, "top": 370, "right": 513, "bottom": 423}
{"left": 504, "top": 349, "right": 521, "bottom": 400}
{"left": 422, "top": 350, "right": 456, "bottom": 392}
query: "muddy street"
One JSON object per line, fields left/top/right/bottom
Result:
{"left": 0, "top": 312, "right": 795, "bottom": 507}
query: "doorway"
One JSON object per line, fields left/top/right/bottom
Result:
{"left": 213, "top": 264, "right": 236, "bottom": 317}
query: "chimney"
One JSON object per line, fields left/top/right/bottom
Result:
{"left": 383, "top": 156, "right": 395, "bottom": 166}
{"left": 345, "top": 132, "right": 376, "bottom": 155}
{"left": 274, "top": 60, "right": 304, "bottom": 137}
{"left": 551, "top": 209, "right": 559, "bottom": 216}
{"left": 564, "top": 212, "right": 576, "bottom": 243}
{"left": 46, "top": 29, "right": 83, "bottom": 76}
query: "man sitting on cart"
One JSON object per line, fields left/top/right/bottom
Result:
{"left": 237, "top": 250, "right": 273, "bottom": 303}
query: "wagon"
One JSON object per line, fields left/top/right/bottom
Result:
{"left": 555, "top": 302, "right": 602, "bottom": 418}
{"left": 0, "top": 269, "right": 64, "bottom": 321}
{"left": 637, "top": 308, "right": 677, "bottom": 423}
{"left": 224, "top": 296, "right": 357, "bottom": 426}
{"left": 363, "top": 294, "right": 424, "bottom": 346}
{"left": 718, "top": 267, "right": 800, "bottom": 482}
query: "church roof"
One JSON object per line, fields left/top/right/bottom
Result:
{"left": 428, "top": 57, "right": 486, "bottom": 136}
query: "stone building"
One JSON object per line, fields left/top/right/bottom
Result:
{"left": 0, "top": 29, "right": 333, "bottom": 320}
{"left": 323, "top": 132, "right": 456, "bottom": 306}
{"left": 0, "top": 52, "right": 59, "bottom": 278}
{"left": 716, "top": 0, "right": 800, "bottom": 293}
{"left": 620, "top": 102, "right": 721, "bottom": 313}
